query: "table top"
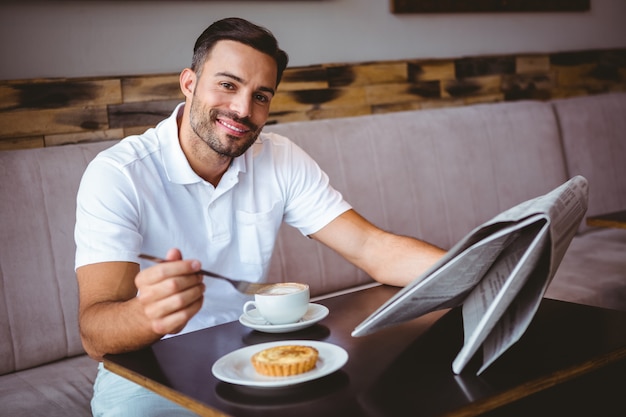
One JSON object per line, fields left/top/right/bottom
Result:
{"left": 104, "top": 285, "right": 626, "bottom": 417}
{"left": 586, "top": 209, "right": 626, "bottom": 229}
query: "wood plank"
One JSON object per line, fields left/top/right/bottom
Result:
{"left": 306, "top": 104, "right": 372, "bottom": 120}
{"left": 121, "top": 75, "right": 183, "bottom": 103}
{"left": 554, "top": 62, "right": 624, "bottom": 93}
{"left": 0, "top": 79, "right": 121, "bottom": 111}
{"left": 266, "top": 111, "right": 311, "bottom": 125}
{"left": 107, "top": 99, "right": 180, "bottom": 129}
{"left": 279, "top": 66, "right": 329, "bottom": 91}
{"left": 264, "top": 91, "right": 312, "bottom": 113}
{"left": 365, "top": 82, "right": 435, "bottom": 106}
{"left": 516, "top": 55, "right": 551, "bottom": 74}
{"left": 123, "top": 125, "right": 153, "bottom": 137}
{"left": 553, "top": 62, "right": 598, "bottom": 87}
{"left": 0, "top": 136, "right": 44, "bottom": 151}
{"left": 502, "top": 72, "right": 554, "bottom": 101}
{"left": 463, "top": 93, "right": 505, "bottom": 105}
{"left": 268, "top": 105, "right": 372, "bottom": 124}
{"left": 0, "top": 48, "right": 623, "bottom": 148}
{"left": 372, "top": 101, "right": 422, "bottom": 114}
{"left": 608, "top": 83, "right": 626, "bottom": 93}
{"left": 327, "top": 62, "right": 408, "bottom": 87}
{"left": 271, "top": 87, "right": 367, "bottom": 112}
{"left": 420, "top": 98, "right": 466, "bottom": 110}
{"left": 550, "top": 88, "right": 591, "bottom": 99}
{"left": 442, "top": 75, "right": 502, "bottom": 99}
{"left": 408, "top": 60, "right": 456, "bottom": 82}
{"left": 455, "top": 56, "right": 515, "bottom": 78}
{"left": 0, "top": 106, "right": 108, "bottom": 138}
{"left": 45, "top": 128, "right": 124, "bottom": 147}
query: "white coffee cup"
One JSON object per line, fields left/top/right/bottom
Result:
{"left": 242, "top": 282, "right": 310, "bottom": 325}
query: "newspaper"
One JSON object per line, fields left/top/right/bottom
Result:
{"left": 352, "top": 176, "right": 589, "bottom": 375}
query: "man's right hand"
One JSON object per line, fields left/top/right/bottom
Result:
{"left": 76, "top": 248, "right": 205, "bottom": 361}
{"left": 135, "top": 248, "right": 205, "bottom": 335}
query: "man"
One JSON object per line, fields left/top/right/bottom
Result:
{"left": 75, "top": 17, "right": 445, "bottom": 416}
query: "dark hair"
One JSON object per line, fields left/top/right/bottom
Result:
{"left": 192, "top": 17, "right": 289, "bottom": 87}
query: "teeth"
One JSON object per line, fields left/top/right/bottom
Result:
{"left": 220, "top": 120, "right": 246, "bottom": 133}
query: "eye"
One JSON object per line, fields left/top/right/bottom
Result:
{"left": 254, "top": 93, "right": 270, "bottom": 104}
{"left": 220, "top": 82, "right": 235, "bottom": 90}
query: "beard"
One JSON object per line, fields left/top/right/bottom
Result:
{"left": 188, "top": 95, "right": 263, "bottom": 158}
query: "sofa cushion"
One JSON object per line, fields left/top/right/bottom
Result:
{"left": 0, "top": 141, "right": 117, "bottom": 375}
{"left": 0, "top": 355, "right": 97, "bottom": 417}
{"left": 266, "top": 100, "right": 569, "bottom": 294}
{"left": 552, "top": 92, "right": 626, "bottom": 233}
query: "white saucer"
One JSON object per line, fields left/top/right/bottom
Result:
{"left": 212, "top": 340, "right": 348, "bottom": 387}
{"left": 239, "top": 303, "right": 329, "bottom": 333}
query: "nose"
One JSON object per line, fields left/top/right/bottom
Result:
{"left": 230, "top": 93, "right": 252, "bottom": 118}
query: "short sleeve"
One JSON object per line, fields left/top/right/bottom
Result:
{"left": 278, "top": 137, "right": 352, "bottom": 236}
{"left": 74, "top": 157, "right": 142, "bottom": 269}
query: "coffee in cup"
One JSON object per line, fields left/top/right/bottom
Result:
{"left": 242, "top": 283, "right": 309, "bottom": 325}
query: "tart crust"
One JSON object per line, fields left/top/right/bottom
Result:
{"left": 251, "top": 345, "right": 319, "bottom": 377}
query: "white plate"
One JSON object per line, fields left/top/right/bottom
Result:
{"left": 212, "top": 340, "right": 348, "bottom": 388}
{"left": 239, "top": 303, "right": 329, "bottom": 333}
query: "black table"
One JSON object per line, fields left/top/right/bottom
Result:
{"left": 104, "top": 285, "right": 626, "bottom": 417}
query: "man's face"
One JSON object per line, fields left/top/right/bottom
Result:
{"left": 187, "top": 40, "right": 278, "bottom": 158}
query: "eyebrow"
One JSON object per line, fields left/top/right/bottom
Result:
{"left": 215, "top": 71, "right": 275, "bottom": 96}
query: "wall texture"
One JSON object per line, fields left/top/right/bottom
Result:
{"left": 1, "top": 48, "right": 624, "bottom": 151}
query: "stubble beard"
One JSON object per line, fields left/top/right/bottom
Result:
{"left": 188, "top": 95, "right": 262, "bottom": 158}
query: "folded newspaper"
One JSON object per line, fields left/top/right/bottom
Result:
{"left": 352, "top": 176, "right": 589, "bottom": 375}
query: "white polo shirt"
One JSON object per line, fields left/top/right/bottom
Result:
{"left": 75, "top": 103, "right": 351, "bottom": 333}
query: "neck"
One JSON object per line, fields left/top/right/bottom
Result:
{"left": 178, "top": 115, "right": 232, "bottom": 187}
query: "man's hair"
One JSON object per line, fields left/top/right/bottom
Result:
{"left": 192, "top": 17, "right": 289, "bottom": 87}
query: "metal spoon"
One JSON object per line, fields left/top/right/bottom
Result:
{"left": 139, "top": 253, "right": 271, "bottom": 295}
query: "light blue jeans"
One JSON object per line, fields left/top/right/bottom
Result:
{"left": 92, "top": 363, "right": 200, "bottom": 416}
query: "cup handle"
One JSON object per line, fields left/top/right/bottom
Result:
{"left": 242, "top": 301, "right": 265, "bottom": 323}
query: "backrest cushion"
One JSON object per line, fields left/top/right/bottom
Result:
{"left": 552, "top": 92, "right": 626, "bottom": 233}
{"left": 266, "top": 100, "right": 569, "bottom": 295}
{"left": 0, "top": 140, "right": 117, "bottom": 374}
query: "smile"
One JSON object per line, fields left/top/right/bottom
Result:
{"left": 218, "top": 119, "right": 249, "bottom": 134}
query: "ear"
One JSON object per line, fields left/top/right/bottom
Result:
{"left": 180, "top": 68, "right": 196, "bottom": 99}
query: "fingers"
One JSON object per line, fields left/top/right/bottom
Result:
{"left": 135, "top": 259, "right": 200, "bottom": 288}
{"left": 144, "top": 285, "right": 205, "bottom": 335}
{"left": 137, "top": 272, "right": 204, "bottom": 307}
{"left": 165, "top": 247, "right": 183, "bottom": 261}
{"left": 135, "top": 249, "right": 205, "bottom": 336}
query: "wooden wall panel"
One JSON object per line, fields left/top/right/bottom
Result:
{"left": 121, "top": 75, "right": 183, "bottom": 103}
{"left": 45, "top": 128, "right": 124, "bottom": 147}
{"left": 0, "top": 48, "right": 625, "bottom": 150}
{"left": 365, "top": 83, "right": 428, "bottom": 105}
{"left": 409, "top": 60, "right": 456, "bottom": 82}
{"left": 107, "top": 99, "right": 181, "bottom": 129}
{"left": 0, "top": 136, "right": 44, "bottom": 151}
{"left": 516, "top": 55, "right": 551, "bottom": 74}
{"left": 442, "top": 75, "right": 502, "bottom": 99}
{"left": 0, "top": 106, "right": 108, "bottom": 138}
{"left": 279, "top": 66, "right": 329, "bottom": 91}
{"left": 0, "top": 79, "right": 121, "bottom": 111}
{"left": 327, "top": 62, "right": 408, "bottom": 87}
